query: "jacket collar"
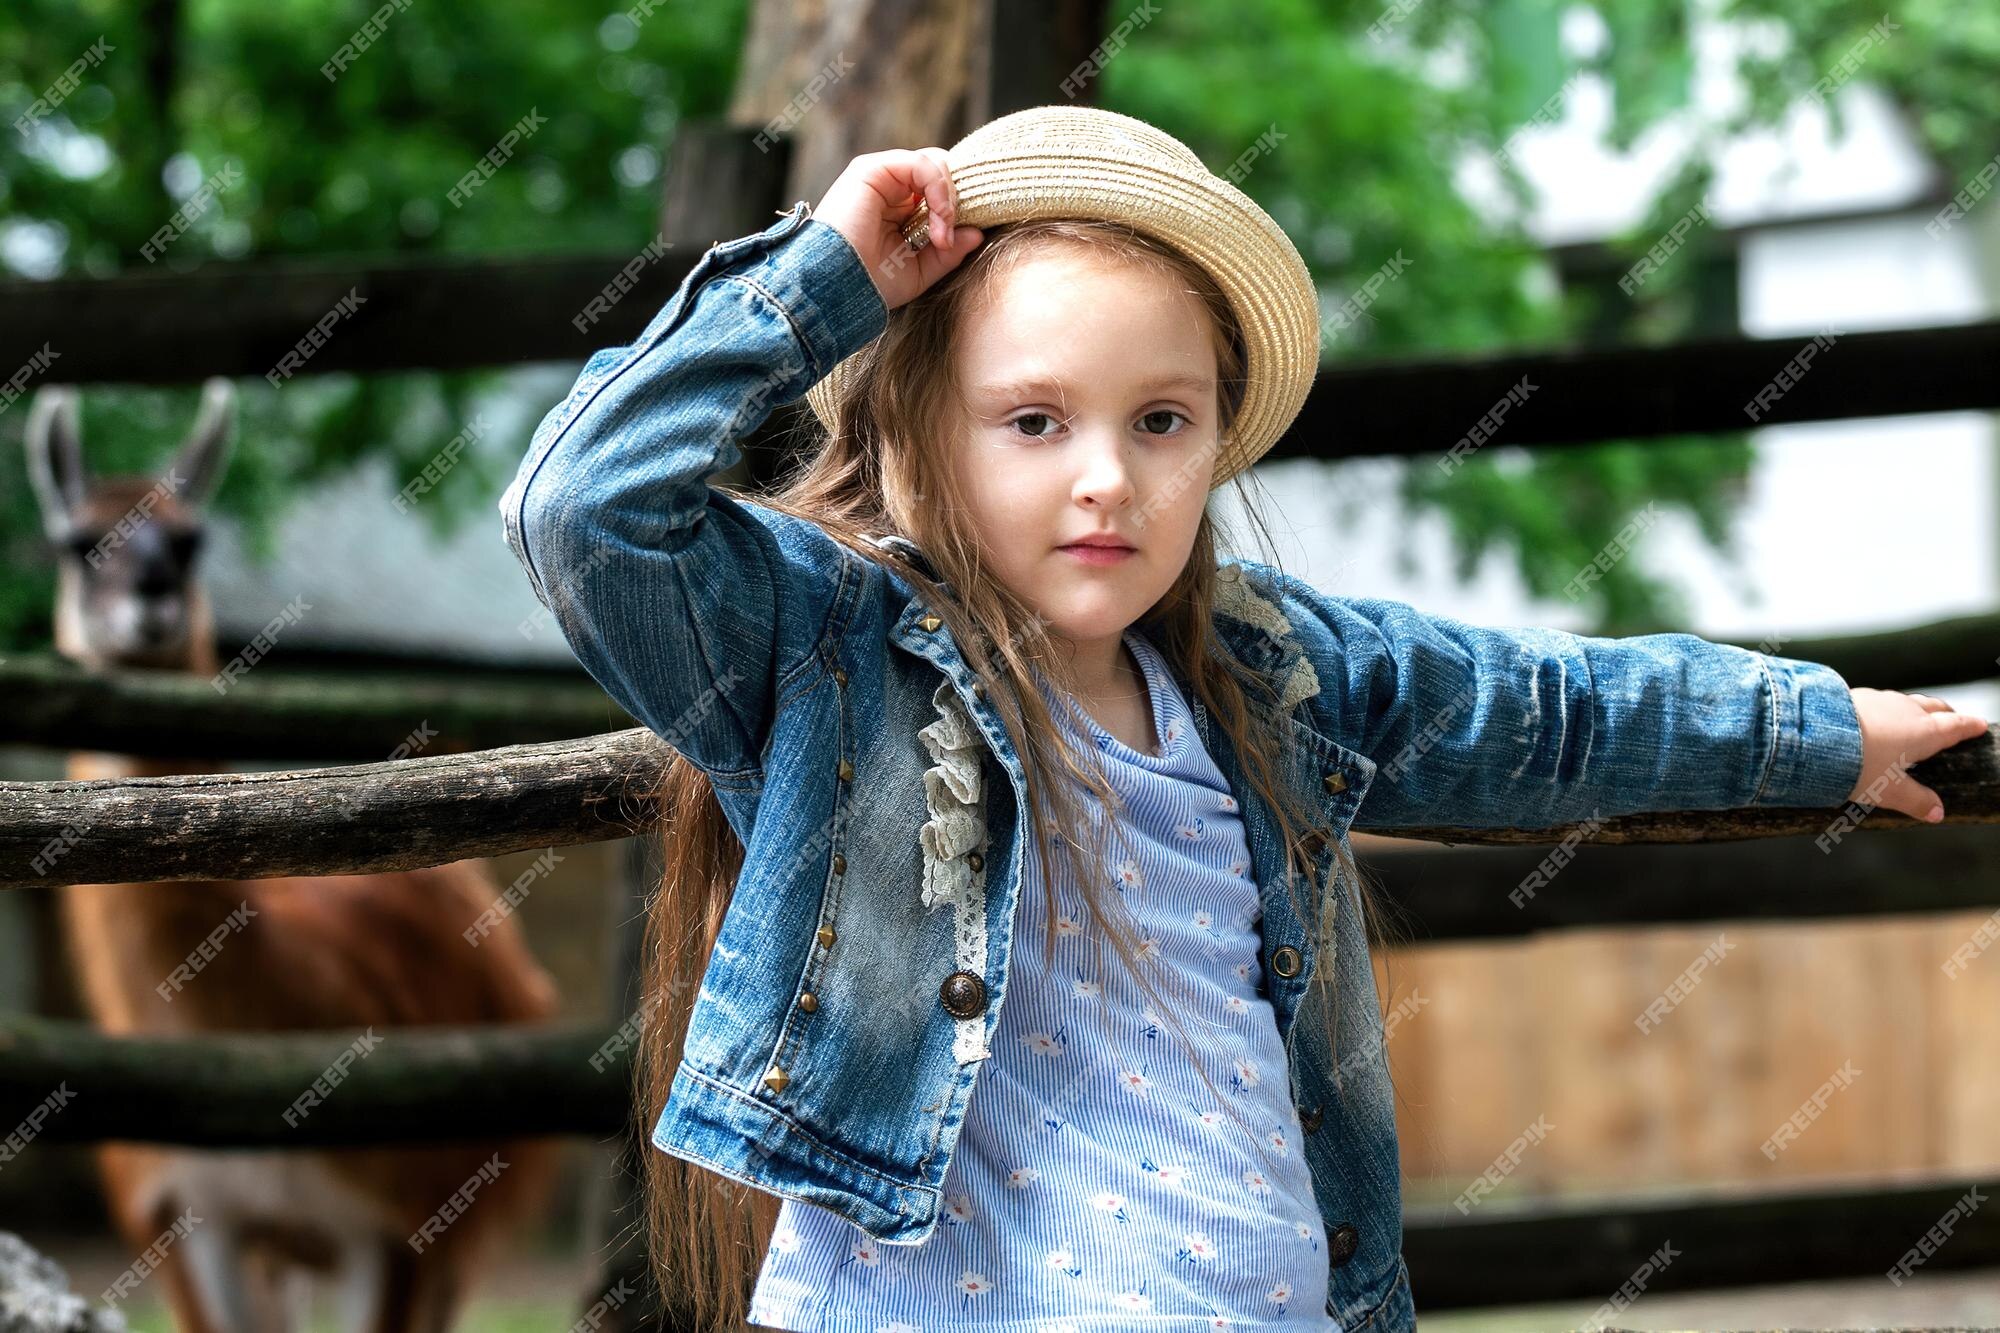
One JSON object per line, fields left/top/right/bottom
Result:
{"left": 880, "top": 540, "right": 1373, "bottom": 811}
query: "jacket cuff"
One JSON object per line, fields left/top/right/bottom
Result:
{"left": 1753, "top": 655, "right": 1864, "bottom": 808}
{"left": 731, "top": 206, "right": 888, "bottom": 383}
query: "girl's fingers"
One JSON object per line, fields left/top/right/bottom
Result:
{"left": 865, "top": 150, "right": 945, "bottom": 230}
{"left": 1909, "top": 784, "right": 1945, "bottom": 823}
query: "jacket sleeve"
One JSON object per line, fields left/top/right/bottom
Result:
{"left": 1273, "top": 570, "right": 1866, "bottom": 830}
{"left": 498, "top": 200, "right": 887, "bottom": 782}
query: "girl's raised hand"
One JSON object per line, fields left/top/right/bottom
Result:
{"left": 1844, "top": 686, "right": 1990, "bottom": 822}
{"left": 814, "top": 148, "right": 983, "bottom": 312}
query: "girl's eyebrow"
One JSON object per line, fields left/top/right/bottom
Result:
{"left": 974, "top": 371, "right": 1215, "bottom": 401}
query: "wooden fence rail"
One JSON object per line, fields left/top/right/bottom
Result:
{"left": 4, "top": 1007, "right": 1990, "bottom": 1312}
{"left": 6, "top": 604, "right": 1999, "bottom": 760}
{"left": 5, "top": 729, "right": 1996, "bottom": 892}
{"left": 0, "top": 649, "right": 637, "bottom": 758}
{"left": 5, "top": 253, "right": 1997, "bottom": 456}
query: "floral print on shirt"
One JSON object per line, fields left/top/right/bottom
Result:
{"left": 748, "top": 630, "right": 1337, "bottom": 1331}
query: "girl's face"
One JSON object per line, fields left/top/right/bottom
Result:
{"left": 949, "top": 248, "right": 1220, "bottom": 656}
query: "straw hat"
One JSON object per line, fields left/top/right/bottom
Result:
{"left": 802, "top": 104, "right": 1320, "bottom": 490}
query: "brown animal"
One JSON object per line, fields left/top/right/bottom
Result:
{"left": 25, "top": 379, "right": 562, "bottom": 1332}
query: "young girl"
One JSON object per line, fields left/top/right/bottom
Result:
{"left": 499, "top": 105, "right": 1985, "bottom": 1332}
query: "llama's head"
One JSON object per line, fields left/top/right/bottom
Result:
{"left": 25, "top": 378, "right": 235, "bottom": 670}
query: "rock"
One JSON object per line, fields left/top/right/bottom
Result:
{"left": 0, "top": 1233, "right": 127, "bottom": 1333}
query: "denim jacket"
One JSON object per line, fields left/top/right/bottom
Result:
{"left": 499, "top": 199, "right": 1865, "bottom": 1329}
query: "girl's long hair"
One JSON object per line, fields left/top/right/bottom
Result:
{"left": 629, "top": 216, "right": 1410, "bottom": 1330}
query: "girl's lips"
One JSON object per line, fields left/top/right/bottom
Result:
{"left": 1058, "top": 543, "right": 1136, "bottom": 565}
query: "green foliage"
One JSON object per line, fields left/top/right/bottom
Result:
{"left": 0, "top": 0, "right": 749, "bottom": 649}
{"left": 1101, "top": 0, "right": 1986, "bottom": 631}
{"left": 0, "top": 0, "right": 1987, "bottom": 649}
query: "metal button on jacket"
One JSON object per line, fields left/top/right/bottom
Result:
{"left": 1271, "top": 945, "right": 1303, "bottom": 978}
{"left": 817, "top": 924, "right": 836, "bottom": 950}
{"left": 798, "top": 991, "right": 818, "bottom": 1013}
{"left": 837, "top": 757, "right": 854, "bottom": 781}
{"left": 1300, "top": 1102, "right": 1324, "bottom": 1134}
{"left": 939, "top": 970, "right": 987, "bottom": 1018}
{"left": 1328, "top": 1221, "right": 1360, "bottom": 1267}
{"left": 1324, "top": 770, "right": 1348, "bottom": 794}
{"left": 918, "top": 613, "right": 942, "bottom": 632}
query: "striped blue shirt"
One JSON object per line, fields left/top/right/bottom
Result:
{"left": 748, "top": 629, "right": 1336, "bottom": 1330}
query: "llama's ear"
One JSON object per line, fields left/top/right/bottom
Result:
{"left": 165, "top": 376, "right": 236, "bottom": 508}
{"left": 24, "top": 384, "right": 86, "bottom": 543}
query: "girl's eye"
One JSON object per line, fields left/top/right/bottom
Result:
{"left": 1008, "top": 411, "right": 1060, "bottom": 439}
{"left": 1002, "top": 409, "right": 1191, "bottom": 441}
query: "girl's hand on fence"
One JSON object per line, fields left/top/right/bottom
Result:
{"left": 1844, "top": 687, "right": 1989, "bottom": 822}
{"left": 815, "top": 148, "right": 983, "bottom": 312}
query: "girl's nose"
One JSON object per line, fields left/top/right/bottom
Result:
{"left": 1070, "top": 429, "right": 1136, "bottom": 507}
